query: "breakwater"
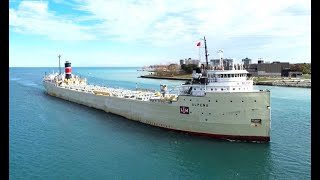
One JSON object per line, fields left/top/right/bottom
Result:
{"left": 254, "top": 80, "right": 311, "bottom": 88}
{"left": 139, "top": 75, "right": 189, "bottom": 81}
{"left": 140, "top": 76, "right": 311, "bottom": 88}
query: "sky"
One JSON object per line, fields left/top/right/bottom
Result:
{"left": 9, "top": 0, "right": 311, "bottom": 67}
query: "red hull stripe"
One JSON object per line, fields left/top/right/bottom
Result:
{"left": 157, "top": 126, "right": 270, "bottom": 142}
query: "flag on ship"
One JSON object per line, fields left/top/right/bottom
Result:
{"left": 197, "top": 42, "right": 201, "bottom": 46}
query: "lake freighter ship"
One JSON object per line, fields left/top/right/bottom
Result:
{"left": 43, "top": 37, "right": 271, "bottom": 142}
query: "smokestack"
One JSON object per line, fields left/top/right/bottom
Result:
{"left": 65, "top": 61, "right": 72, "bottom": 79}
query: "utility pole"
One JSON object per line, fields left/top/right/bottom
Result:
{"left": 58, "top": 54, "right": 61, "bottom": 74}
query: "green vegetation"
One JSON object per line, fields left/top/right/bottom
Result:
{"left": 302, "top": 74, "right": 311, "bottom": 79}
{"left": 181, "top": 64, "right": 199, "bottom": 74}
{"left": 290, "top": 63, "right": 311, "bottom": 74}
{"left": 172, "top": 74, "right": 192, "bottom": 79}
{"left": 144, "top": 73, "right": 191, "bottom": 79}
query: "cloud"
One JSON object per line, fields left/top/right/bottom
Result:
{"left": 74, "top": 0, "right": 310, "bottom": 47}
{"left": 9, "top": 0, "right": 310, "bottom": 65}
{"left": 9, "top": 1, "right": 96, "bottom": 40}
{"left": 10, "top": 0, "right": 310, "bottom": 43}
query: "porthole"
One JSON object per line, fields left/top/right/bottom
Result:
{"left": 202, "top": 112, "right": 203, "bottom": 114}
{"left": 190, "top": 99, "right": 191, "bottom": 101}
{"left": 254, "top": 100, "right": 257, "bottom": 102}
{"left": 208, "top": 100, "right": 210, "bottom": 102}
{"left": 242, "top": 100, "right": 244, "bottom": 102}
{"left": 230, "top": 100, "right": 232, "bottom": 102}
{"left": 216, "top": 100, "right": 218, "bottom": 102}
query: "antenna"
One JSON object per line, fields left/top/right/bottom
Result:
{"left": 217, "top": 49, "right": 224, "bottom": 68}
{"left": 58, "top": 54, "right": 62, "bottom": 74}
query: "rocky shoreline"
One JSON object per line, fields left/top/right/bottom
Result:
{"left": 254, "top": 80, "right": 311, "bottom": 88}
{"left": 139, "top": 75, "right": 189, "bottom": 81}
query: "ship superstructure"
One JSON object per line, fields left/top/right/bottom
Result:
{"left": 43, "top": 38, "right": 271, "bottom": 142}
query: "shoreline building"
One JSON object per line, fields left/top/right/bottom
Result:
{"left": 210, "top": 58, "right": 234, "bottom": 70}
{"left": 245, "top": 59, "right": 290, "bottom": 77}
{"left": 180, "top": 58, "right": 201, "bottom": 67}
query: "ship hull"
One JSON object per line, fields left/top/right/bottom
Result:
{"left": 43, "top": 81, "right": 271, "bottom": 142}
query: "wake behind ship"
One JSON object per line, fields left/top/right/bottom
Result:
{"left": 43, "top": 38, "right": 271, "bottom": 142}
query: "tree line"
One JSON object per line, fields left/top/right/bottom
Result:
{"left": 290, "top": 63, "right": 311, "bottom": 74}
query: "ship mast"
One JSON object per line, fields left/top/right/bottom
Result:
{"left": 58, "top": 54, "right": 62, "bottom": 74}
{"left": 204, "top": 36, "right": 209, "bottom": 69}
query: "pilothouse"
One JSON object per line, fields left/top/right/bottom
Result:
{"left": 180, "top": 37, "right": 255, "bottom": 96}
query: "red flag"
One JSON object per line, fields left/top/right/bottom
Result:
{"left": 197, "top": 42, "right": 201, "bottom": 46}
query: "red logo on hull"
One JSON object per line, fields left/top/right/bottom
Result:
{"left": 180, "top": 106, "right": 189, "bottom": 114}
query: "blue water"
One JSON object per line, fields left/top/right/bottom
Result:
{"left": 9, "top": 67, "right": 311, "bottom": 179}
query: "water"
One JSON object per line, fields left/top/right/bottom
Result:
{"left": 9, "top": 67, "right": 311, "bottom": 179}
